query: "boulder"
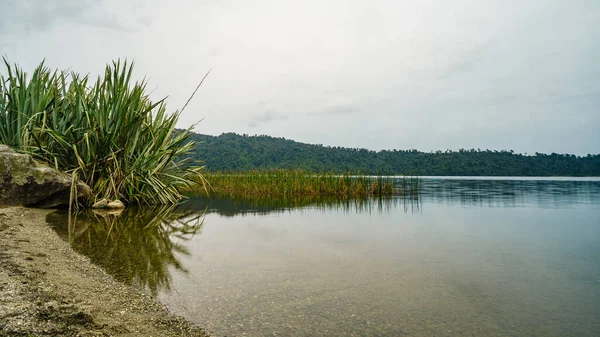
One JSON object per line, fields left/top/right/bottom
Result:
{"left": 0, "top": 145, "right": 14, "bottom": 153}
{"left": 0, "top": 146, "right": 91, "bottom": 207}
{"left": 106, "top": 200, "right": 125, "bottom": 209}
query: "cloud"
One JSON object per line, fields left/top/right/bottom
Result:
{"left": 0, "top": 0, "right": 148, "bottom": 34}
{"left": 0, "top": 0, "right": 598, "bottom": 155}
{"left": 0, "top": 1, "right": 88, "bottom": 31}
{"left": 247, "top": 107, "right": 289, "bottom": 128}
{"left": 438, "top": 41, "right": 493, "bottom": 80}
{"left": 307, "top": 102, "right": 360, "bottom": 116}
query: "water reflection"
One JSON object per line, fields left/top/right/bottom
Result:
{"left": 47, "top": 206, "right": 204, "bottom": 295}
{"left": 178, "top": 194, "right": 421, "bottom": 217}
{"left": 45, "top": 178, "right": 600, "bottom": 336}
{"left": 420, "top": 178, "right": 600, "bottom": 207}
{"left": 179, "top": 179, "right": 600, "bottom": 217}
{"left": 164, "top": 178, "right": 600, "bottom": 337}
{"left": 46, "top": 179, "right": 600, "bottom": 295}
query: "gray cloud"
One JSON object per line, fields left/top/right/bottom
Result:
{"left": 247, "top": 107, "right": 289, "bottom": 128}
{"left": 0, "top": 0, "right": 147, "bottom": 34}
{"left": 1, "top": 0, "right": 599, "bottom": 155}
{"left": 307, "top": 102, "right": 360, "bottom": 116}
{"left": 439, "top": 41, "right": 493, "bottom": 80}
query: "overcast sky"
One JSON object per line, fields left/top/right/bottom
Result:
{"left": 1, "top": 0, "right": 598, "bottom": 155}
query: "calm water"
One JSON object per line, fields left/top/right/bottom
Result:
{"left": 49, "top": 178, "right": 600, "bottom": 336}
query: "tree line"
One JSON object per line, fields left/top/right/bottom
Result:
{"left": 186, "top": 132, "right": 600, "bottom": 176}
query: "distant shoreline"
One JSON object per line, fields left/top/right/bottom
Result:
{"left": 186, "top": 132, "right": 600, "bottom": 176}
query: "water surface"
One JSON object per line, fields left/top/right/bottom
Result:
{"left": 50, "top": 178, "right": 600, "bottom": 336}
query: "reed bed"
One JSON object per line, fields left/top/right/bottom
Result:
{"left": 191, "top": 170, "right": 420, "bottom": 198}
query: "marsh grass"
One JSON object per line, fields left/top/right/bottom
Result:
{"left": 0, "top": 58, "right": 206, "bottom": 205}
{"left": 190, "top": 170, "right": 420, "bottom": 198}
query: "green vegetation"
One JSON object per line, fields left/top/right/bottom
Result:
{"left": 0, "top": 58, "right": 205, "bottom": 205}
{"left": 190, "top": 170, "right": 420, "bottom": 198}
{"left": 187, "top": 133, "right": 600, "bottom": 176}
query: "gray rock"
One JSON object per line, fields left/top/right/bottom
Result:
{"left": 91, "top": 198, "right": 109, "bottom": 209}
{"left": 106, "top": 200, "right": 125, "bottom": 209}
{"left": 0, "top": 145, "right": 15, "bottom": 153}
{"left": 0, "top": 146, "right": 91, "bottom": 207}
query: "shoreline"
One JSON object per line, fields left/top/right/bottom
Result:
{"left": 0, "top": 206, "right": 207, "bottom": 336}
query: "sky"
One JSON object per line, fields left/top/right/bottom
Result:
{"left": 1, "top": 0, "right": 599, "bottom": 155}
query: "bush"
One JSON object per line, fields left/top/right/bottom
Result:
{"left": 0, "top": 58, "right": 206, "bottom": 205}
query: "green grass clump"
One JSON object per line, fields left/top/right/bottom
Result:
{"left": 191, "top": 170, "right": 420, "bottom": 198}
{"left": 0, "top": 58, "right": 205, "bottom": 205}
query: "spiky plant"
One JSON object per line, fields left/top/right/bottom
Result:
{"left": 0, "top": 58, "right": 206, "bottom": 205}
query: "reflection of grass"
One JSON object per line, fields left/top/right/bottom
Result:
{"left": 178, "top": 194, "right": 421, "bottom": 217}
{"left": 188, "top": 170, "right": 420, "bottom": 198}
{"left": 47, "top": 205, "right": 204, "bottom": 296}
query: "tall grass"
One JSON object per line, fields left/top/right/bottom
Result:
{"left": 0, "top": 58, "right": 205, "bottom": 205}
{"left": 192, "top": 170, "right": 420, "bottom": 198}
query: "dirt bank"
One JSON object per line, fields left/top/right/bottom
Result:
{"left": 0, "top": 206, "right": 207, "bottom": 336}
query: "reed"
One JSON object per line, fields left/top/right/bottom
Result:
{"left": 0, "top": 58, "right": 206, "bottom": 205}
{"left": 188, "top": 170, "right": 420, "bottom": 198}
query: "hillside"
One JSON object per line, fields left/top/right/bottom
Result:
{"left": 186, "top": 132, "right": 600, "bottom": 176}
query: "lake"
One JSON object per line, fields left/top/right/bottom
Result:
{"left": 48, "top": 177, "right": 600, "bottom": 336}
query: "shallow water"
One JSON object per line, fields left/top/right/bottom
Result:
{"left": 49, "top": 178, "right": 600, "bottom": 336}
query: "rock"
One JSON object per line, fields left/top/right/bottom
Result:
{"left": 91, "top": 198, "right": 109, "bottom": 209}
{"left": 106, "top": 200, "right": 125, "bottom": 209}
{"left": 34, "top": 181, "right": 92, "bottom": 209}
{"left": 0, "top": 145, "right": 15, "bottom": 153}
{"left": 0, "top": 146, "right": 91, "bottom": 207}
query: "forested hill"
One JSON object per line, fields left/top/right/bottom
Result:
{"left": 186, "top": 132, "right": 600, "bottom": 176}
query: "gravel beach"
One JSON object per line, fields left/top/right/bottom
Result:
{"left": 0, "top": 206, "right": 207, "bottom": 336}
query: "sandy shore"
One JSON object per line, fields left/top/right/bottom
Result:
{"left": 0, "top": 206, "right": 207, "bottom": 336}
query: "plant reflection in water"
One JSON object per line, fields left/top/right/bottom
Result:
{"left": 48, "top": 194, "right": 421, "bottom": 296}
{"left": 47, "top": 205, "right": 205, "bottom": 296}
